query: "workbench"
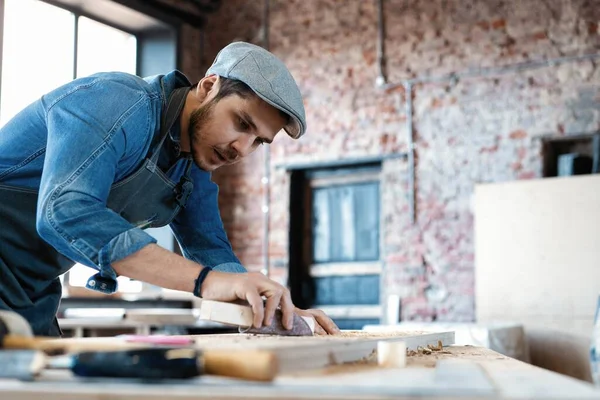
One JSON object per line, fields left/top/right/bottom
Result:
{"left": 1, "top": 346, "right": 598, "bottom": 399}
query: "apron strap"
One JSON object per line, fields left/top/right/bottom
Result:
{"left": 174, "top": 153, "right": 194, "bottom": 208}
{"left": 149, "top": 86, "right": 191, "bottom": 162}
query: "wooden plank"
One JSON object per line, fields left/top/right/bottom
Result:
{"left": 2, "top": 347, "right": 598, "bottom": 399}
{"left": 309, "top": 262, "right": 382, "bottom": 277}
{"left": 479, "top": 355, "right": 600, "bottom": 398}
{"left": 474, "top": 175, "right": 600, "bottom": 337}
{"left": 197, "top": 300, "right": 255, "bottom": 327}
{"left": 187, "top": 331, "right": 455, "bottom": 373}
{"left": 316, "top": 306, "right": 382, "bottom": 319}
{"left": 125, "top": 308, "right": 198, "bottom": 325}
{"left": 195, "top": 300, "right": 316, "bottom": 333}
{"left": 433, "top": 359, "right": 496, "bottom": 396}
{"left": 309, "top": 172, "right": 381, "bottom": 188}
{"left": 45, "top": 330, "right": 454, "bottom": 374}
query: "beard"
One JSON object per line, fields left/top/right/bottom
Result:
{"left": 188, "top": 99, "right": 216, "bottom": 171}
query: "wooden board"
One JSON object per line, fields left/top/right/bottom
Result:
{"left": 474, "top": 175, "right": 600, "bottom": 337}
{"left": 184, "top": 331, "right": 454, "bottom": 373}
{"left": 1, "top": 347, "right": 599, "bottom": 399}
{"left": 48, "top": 330, "right": 455, "bottom": 374}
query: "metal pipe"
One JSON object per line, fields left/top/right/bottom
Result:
{"left": 382, "top": 50, "right": 600, "bottom": 224}
{"left": 403, "top": 82, "right": 415, "bottom": 223}
{"left": 274, "top": 153, "right": 407, "bottom": 170}
{"left": 261, "top": 0, "right": 271, "bottom": 277}
{"left": 73, "top": 15, "right": 79, "bottom": 79}
{"left": 385, "top": 52, "right": 600, "bottom": 89}
{"left": 375, "top": 0, "right": 387, "bottom": 87}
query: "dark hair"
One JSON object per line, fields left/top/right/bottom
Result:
{"left": 213, "top": 77, "right": 290, "bottom": 123}
{"left": 213, "top": 77, "right": 255, "bottom": 101}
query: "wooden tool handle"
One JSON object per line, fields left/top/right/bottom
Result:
{"left": 2, "top": 335, "right": 42, "bottom": 350}
{"left": 204, "top": 350, "right": 278, "bottom": 382}
{"left": 3, "top": 335, "right": 143, "bottom": 355}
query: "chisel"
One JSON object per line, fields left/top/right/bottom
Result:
{"left": 0, "top": 347, "right": 278, "bottom": 382}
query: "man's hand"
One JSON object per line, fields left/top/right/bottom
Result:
{"left": 201, "top": 270, "right": 296, "bottom": 330}
{"left": 113, "top": 245, "right": 339, "bottom": 333}
{"left": 294, "top": 307, "right": 341, "bottom": 335}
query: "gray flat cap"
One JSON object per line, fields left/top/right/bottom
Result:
{"left": 206, "top": 42, "right": 306, "bottom": 139}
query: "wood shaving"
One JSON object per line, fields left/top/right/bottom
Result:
{"left": 333, "top": 330, "right": 429, "bottom": 338}
{"left": 427, "top": 340, "right": 444, "bottom": 351}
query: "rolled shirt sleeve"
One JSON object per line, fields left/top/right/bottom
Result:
{"left": 35, "top": 77, "right": 159, "bottom": 293}
{"left": 170, "top": 165, "right": 247, "bottom": 274}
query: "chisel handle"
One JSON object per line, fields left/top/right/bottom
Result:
{"left": 204, "top": 349, "right": 278, "bottom": 381}
{"left": 72, "top": 348, "right": 278, "bottom": 382}
{"left": 2, "top": 335, "right": 141, "bottom": 355}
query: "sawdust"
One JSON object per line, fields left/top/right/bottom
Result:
{"left": 403, "top": 341, "right": 454, "bottom": 368}
{"left": 331, "top": 330, "right": 429, "bottom": 338}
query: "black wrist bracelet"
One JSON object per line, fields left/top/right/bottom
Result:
{"left": 193, "top": 267, "right": 213, "bottom": 298}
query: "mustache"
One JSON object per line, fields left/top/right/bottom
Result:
{"left": 215, "top": 147, "right": 239, "bottom": 162}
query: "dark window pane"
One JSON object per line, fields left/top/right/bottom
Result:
{"left": 313, "top": 275, "right": 380, "bottom": 305}
{"left": 333, "top": 319, "right": 380, "bottom": 330}
{"left": 312, "top": 181, "right": 379, "bottom": 263}
{"left": 312, "top": 188, "right": 330, "bottom": 263}
{"left": 354, "top": 183, "right": 380, "bottom": 261}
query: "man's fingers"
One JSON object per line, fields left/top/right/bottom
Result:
{"left": 263, "top": 291, "right": 281, "bottom": 326}
{"left": 314, "top": 310, "right": 341, "bottom": 335}
{"left": 279, "top": 288, "right": 295, "bottom": 330}
{"left": 313, "top": 323, "right": 326, "bottom": 335}
{"left": 245, "top": 289, "right": 265, "bottom": 328}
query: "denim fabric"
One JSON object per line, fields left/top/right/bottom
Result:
{"left": 0, "top": 70, "right": 245, "bottom": 294}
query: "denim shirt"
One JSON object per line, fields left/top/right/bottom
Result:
{"left": 0, "top": 70, "right": 246, "bottom": 293}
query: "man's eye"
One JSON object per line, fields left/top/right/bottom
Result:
{"left": 255, "top": 137, "right": 265, "bottom": 146}
{"left": 239, "top": 118, "right": 250, "bottom": 130}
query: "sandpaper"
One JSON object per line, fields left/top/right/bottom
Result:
{"left": 244, "top": 310, "right": 313, "bottom": 336}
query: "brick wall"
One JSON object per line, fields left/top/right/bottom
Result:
{"left": 179, "top": 0, "right": 600, "bottom": 322}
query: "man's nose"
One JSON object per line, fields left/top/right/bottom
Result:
{"left": 231, "top": 135, "right": 256, "bottom": 159}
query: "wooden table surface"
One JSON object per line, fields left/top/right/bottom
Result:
{"left": 1, "top": 346, "right": 599, "bottom": 400}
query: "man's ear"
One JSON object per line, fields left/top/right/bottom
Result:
{"left": 195, "top": 74, "right": 220, "bottom": 103}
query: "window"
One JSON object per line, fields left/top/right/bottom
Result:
{"left": 288, "top": 163, "right": 383, "bottom": 330}
{"left": 1, "top": 0, "right": 138, "bottom": 291}
{"left": 313, "top": 182, "right": 380, "bottom": 263}
{"left": 310, "top": 166, "right": 381, "bottom": 264}
{"left": 0, "top": 0, "right": 74, "bottom": 127}
{"left": 76, "top": 17, "right": 137, "bottom": 78}
{"left": 542, "top": 133, "right": 600, "bottom": 177}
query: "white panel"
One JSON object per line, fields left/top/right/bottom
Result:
{"left": 475, "top": 175, "right": 600, "bottom": 337}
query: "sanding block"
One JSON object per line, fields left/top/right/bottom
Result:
{"left": 198, "top": 299, "right": 315, "bottom": 336}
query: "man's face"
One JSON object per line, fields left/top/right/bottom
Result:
{"left": 188, "top": 93, "right": 287, "bottom": 172}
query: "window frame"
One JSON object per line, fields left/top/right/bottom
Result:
{"left": 308, "top": 166, "right": 382, "bottom": 266}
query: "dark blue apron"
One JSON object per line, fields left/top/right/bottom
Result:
{"left": 0, "top": 86, "right": 193, "bottom": 336}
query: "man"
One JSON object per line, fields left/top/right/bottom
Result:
{"left": 0, "top": 42, "right": 339, "bottom": 336}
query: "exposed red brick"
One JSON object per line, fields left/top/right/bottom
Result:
{"left": 518, "top": 171, "right": 537, "bottom": 180}
{"left": 476, "top": 21, "right": 490, "bottom": 30}
{"left": 362, "top": 49, "right": 376, "bottom": 65}
{"left": 509, "top": 129, "right": 527, "bottom": 139}
{"left": 174, "top": 0, "right": 600, "bottom": 323}
{"left": 479, "top": 145, "right": 499, "bottom": 153}
{"left": 491, "top": 19, "right": 506, "bottom": 30}
{"left": 531, "top": 31, "right": 548, "bottom": 40}
{"left": 431, "top": 98, "right": 443, "bottom": 108}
